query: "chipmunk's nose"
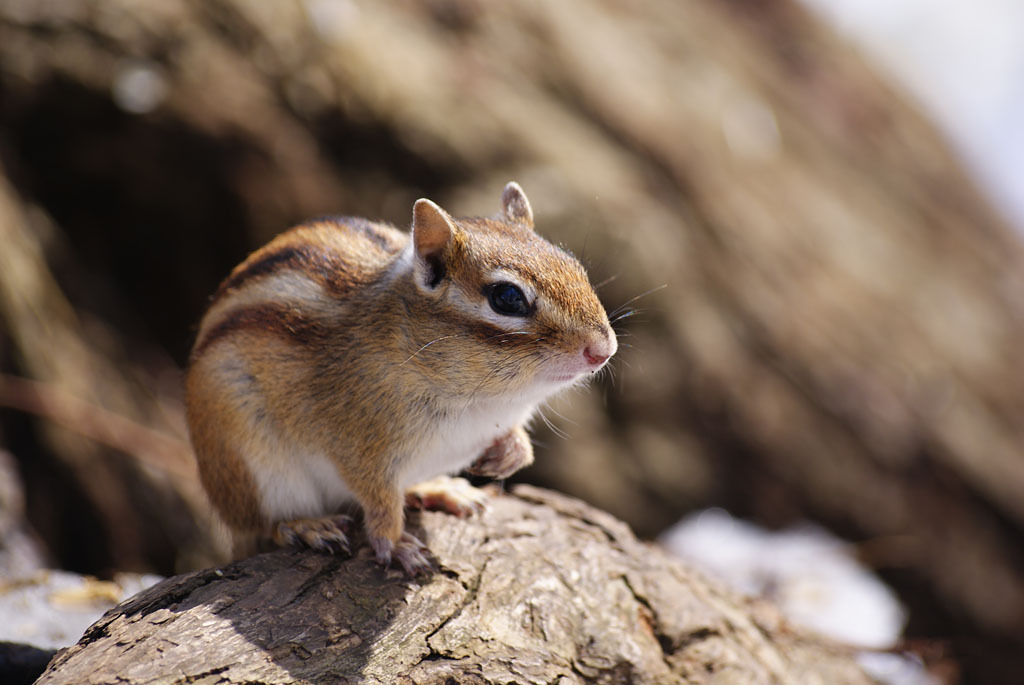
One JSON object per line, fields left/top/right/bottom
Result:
{"left": 583, "top": 347, "right": 608, "bottom": 366}
{"left": 582, "top": 330, "right": 617, "bottom": 369}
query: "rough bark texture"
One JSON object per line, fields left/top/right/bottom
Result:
{"left": 1, "top": 0, "right": 1023, "bottom": 681}
{"left": 37, "top": 487, "right": 869, "bottom": 685}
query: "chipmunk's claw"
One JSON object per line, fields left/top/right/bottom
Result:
{"left": 274, "top": 515, "right": 354, "bottom": 555}
{"left": 371, "top": 532, "right": 431, "bottom": 576}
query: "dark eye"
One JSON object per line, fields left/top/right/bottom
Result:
{"left": 487, "top": 282, "right": 530, "bottom": 317}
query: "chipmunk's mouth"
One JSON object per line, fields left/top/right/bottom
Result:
{"left": 546, "top": 373, "right": 581, "bottom": 383}
{"left": 538, "top": 340, "right": 612, "bottom": 387}
{"left": 539, "top": 366, "right": 590, "bottom": 385}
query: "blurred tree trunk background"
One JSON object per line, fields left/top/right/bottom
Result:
{"left": 0, "top": 0, "right": 1022, "bottom": 682}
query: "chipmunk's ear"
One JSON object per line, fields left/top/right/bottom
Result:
{"left": 413, "top": 198, "right": 456, "bottom": 288}
{"left": 501, "top": 181, "right": 534, "bottom": 229}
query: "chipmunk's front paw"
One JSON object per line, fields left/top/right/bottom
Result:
{"left": 371, "top": 532, "right": 432, "bottom": 576}
{"left": 466, "top": 427, "right": 533, "bottom": 479}
{"left": 273, "top": 514, "right": 354, "bottom": 555}
{"left": 405, "top": 476, "right": 488, "bottom": 517}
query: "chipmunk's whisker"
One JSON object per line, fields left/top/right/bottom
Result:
{"left": 543, "top": 402, "right": 577, "bottom": 427}
{"left": 536, "top": 405, "right": 570, "bottom": 440}
{"left": 399, "top": 334, "right": 464, "bottom": 366}
{"left": 608, "top": 284, "right": 666, "bottom": 319}
{"left": 610, "top": 310, "right": 635, "bottom": 325}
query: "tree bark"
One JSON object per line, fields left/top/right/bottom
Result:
{"left": 37, "top": 487, "right": 869, "bottom": 685}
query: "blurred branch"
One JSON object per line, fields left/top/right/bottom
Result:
{"left": 0, "top": 374, "right": 195, "bottom": 484}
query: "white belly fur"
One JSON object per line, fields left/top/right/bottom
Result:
{"left": 239, "top": 415, "right": 355, "bottom": 522}
{"left": 243, "top": 399, "right": 536, "bottom": 522}
{"left": 398, "top": 401, "right": 537, "bottom": 490}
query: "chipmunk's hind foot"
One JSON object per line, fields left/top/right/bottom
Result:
{"left": 273, "top": 514, "right": 354, "bottom": 555}
{"left": 405, "top": 475, "right": 489, "bottom": 517}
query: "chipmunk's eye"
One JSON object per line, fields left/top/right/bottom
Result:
{"left": 487, "top": 282, "right": 530, "bottom": 317}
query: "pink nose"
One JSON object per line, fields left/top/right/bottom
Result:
{"left": 583, "top": 346, "right": 609, "bottom": 366}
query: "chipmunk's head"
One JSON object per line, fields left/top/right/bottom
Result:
{"left": 406, "top": 182, "right": 617, "bottom": 402}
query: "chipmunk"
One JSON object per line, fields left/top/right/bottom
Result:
{"left": 185, "top": 182, "right": 617, "bottom": 575}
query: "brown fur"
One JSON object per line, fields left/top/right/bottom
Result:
{"left": 210, "top": 218, "right": 404, "bottom": 304}
{"left": 192, "top": 304, "right": 332, "bottom": 357}
{"left": 184, "top": 356, "right": 263, "bottom": 530}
